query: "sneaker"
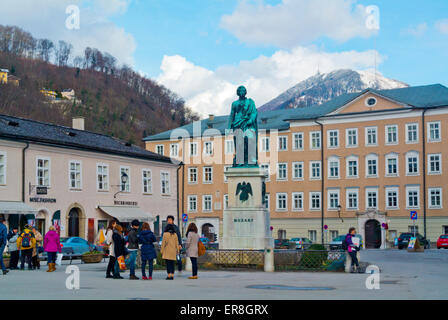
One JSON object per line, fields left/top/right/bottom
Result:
{"left": 148, "top": 276, "right": 152, "bottom": 280}
{"left": 130, "top": 275, "right": 140, "bottom": 280}
{"left": 2, "top": 269, "right": 9, "bottom": 275}
{"left": 142, "top": 276, "right": 148, "bottom": 280}
{"left": 106, "top": 275, "right": 114, "bottom": 279}
{"left": 113, "top": 275, "right": 124, "bottom": 279}
{"left": 188, "top": 276, "right": 198, "bottom": 279}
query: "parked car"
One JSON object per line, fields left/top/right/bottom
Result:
{"left": 437, "top": 235, "right": 448, "bottom": 249}
{"left": 59, "top": 237, "right": 102, "bottom": 255}
{"left": 274, "top": 239, "right": 290, "bottom": 249}
{"left": 397, "top": 233, "right": 430, "bottom": 249}
{"left": 329, "top": 234, "right": 363, "bottom": 251}
{"left": 290, "top": 237, "right": 312, "bottom": 250}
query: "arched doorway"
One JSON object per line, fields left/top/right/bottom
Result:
{"left": 201, "top": 223, "right": 215, "bottom": 242}
{"left": 365, "top": 219, "right": 381, "bottom": 249}
{"left": 68, "top": 208, "right": 80, "bottom": 237}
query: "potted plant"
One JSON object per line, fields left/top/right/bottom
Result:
{"left": 81, "top": 251, "right": 104, "bottom": 264}
{"left": 3, "top": 253, "right": 11, "bottom": 269}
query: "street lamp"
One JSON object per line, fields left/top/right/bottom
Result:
{"left": 114, "top": 173, "right": 129, "bottom": 198}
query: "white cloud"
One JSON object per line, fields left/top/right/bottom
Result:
{"left": 157, "top": 46, "right": 384, "bottom": 117}
{"left": 0, "top": 0, "right": 136, "bottom": 66}
{"left": 401, "top": 23, "right": 428, "bottom": 37}
{"left": 435, "top": 19, "right": 448, "bottom": 35}
{"left": 220, "top": 0, "right": 376, "bottom": 48}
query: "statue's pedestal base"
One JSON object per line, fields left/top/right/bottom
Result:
{"left": 221, "top": 167, "right": 273, "bottom": 250}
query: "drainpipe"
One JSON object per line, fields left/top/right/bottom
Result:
{"left": 422, "top": 109, "right": 428, "bottom": 239}
{"left": 176, "top": 164, "right": 181, "bottom": 234}
{"left": 22, "top": 142, "right": 30, "bottom": 202}
{"left": 314, "top": 120, "right": 325, "bottom": 245}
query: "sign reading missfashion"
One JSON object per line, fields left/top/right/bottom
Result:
{"left": 29, "top": 197, "right": 56, "bottom": 203}
{"left": 114, "top": 200, "right": 138, "bottom": 206}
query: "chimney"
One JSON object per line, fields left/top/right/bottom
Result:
{"left": 209, "top": 114, "right": 215, "bottom": 121}
{"left": 72, "top": 117, "right": 85, "bottom": 131}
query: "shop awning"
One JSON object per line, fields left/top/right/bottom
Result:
{"left": 98, "top": 206, "right": 153, "bottom": 223}
{"left": 0, "top": 201, "right": 38, "bottom": 215}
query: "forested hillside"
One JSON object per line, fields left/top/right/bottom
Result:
{"left": 0, "top": 25, "right": 199, "bottom": 146}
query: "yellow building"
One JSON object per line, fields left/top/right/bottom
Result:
{"left": 0, "top": 68, "right": 8, "bottom": 84}
{"left": 40, "top": 89, "right": 58, "bottom": 99}
{"left": 144, "top": 84, "right": 448, "bottom": 248}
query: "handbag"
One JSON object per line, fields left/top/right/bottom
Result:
{"left": 198, "top": 240, "right": 206, "bottom": 257}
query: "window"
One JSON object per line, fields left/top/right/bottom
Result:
{"left": 310, "top": 161, "right": 321, "bottom": 180}
{"left": 328, "top": 158, "right": 340, "bottom": 179}
{"left": 120, "top": 167, "right": 130, "bottom": 192}
{"left": 203, "top": 167, "right": 213, "bottom": 183}
{"left": 225, "top": 140, "right": 234, "bottom": 154}
{"left": 428, "top": 154, "right": 441, "bottom": 174}
{"left": 428, "top": 121, "right": 441, "bottom": 142}
{"left": 292, "top": 162, "right": 303, "bottom": 180}
{"left": 188, "top": 195, "right": 197, "bottom": 212}
{"left": 161, "top": 172, "right": 170, "bottom": 195}
{"left": 224, "top": 165, "right": 232, "bottom": 182}
{"left": 278, "top": 136, "right": 288, "bottom": 151}
{"left": 96, "top": 164, "right": 109, "bottom": 191}
{"left": 346, "top": 189, "right": 359, "bottom": 210}
{"left": 330, "top": 230, "right": 339, "bottom": 240}
{"left": 328, "top": 130, "right": 339, "bottom": 148}
{"left": 37, "top": 158, "right": 50, "bottom": 187}
{"left": 308, "top": 230, "right": 317, "bottom": 242}
{"left": 310, "top": 192, "right": 321, "bottom": 210}
{"left": 261, "top": 163, "right": 270, "bottom": 181}
{"left": 142, "top": 169, "right": 152, "bottom": 194}
{"left": 69, "top": 161, "right": 81, "bottom": 189}
{"left": 293, "top": 133, "right": 304, "bottom": 150}
{"left": 366, "top": 188, "right": 378, "bottom": 209}
{"left": 276, "top": 193, "right": 287, "bottom": 211}
{"left": 386, "top": 188, "right": 399, "bottom": 209}
{"left": 310, "top": 131, "right": 321, "bottom": 149}
{"left": 365, "top": 97, "right": 377, "bottom": 107}
{"left": 406, "top": 152, "right": 419, "bottom": 175}
{"left": 386, "top": 154, "right": 399, "bottom": 176}
{"left": 156, "top": 145, "right": 164, "bottom": 156}
{"left": 0, "top": 152, "right": 5, "bottom": 185}
{"left": 406, "top": 186, "right": 420, "bottom": 209}
{"left": 188, "top": 167, "right": 198, "bottom": 184}
{"left": 346, "top": 128, "right": 358, "bottom": 147}
{"left": 366, "top": 154, "right": 378, "bottom": 177}
{"left": 429, "top": 188, "right": 442, "bottom": 209}
{"left": 292, "top": 192, "right": 304, "bottom": 211}
{"left": 328, "top": 190, "right": 340, "bottom": 210}
{"left": 386, "top": 125, "right": 398, "bottom": 144}
{"left": 203, "top": 141, "right": 213, "bottom": 155}
{"left": 365, "top": 127, "right": 377, "bottom": 146}
{"left": 224, "top": 194, "right": 229, "bottom": 210}
{"left": 202, "top": 195, "right": 212, "bottom": 212}
{"left": 189, "top": 142, "right": 198, "bottom": 156}
{"left": 261, "top": 137, "right": 270, "bottom": 152}
{"left": 277, "top": 163, "right": 288, "bottom": 181}
{"left": 264, "top": 193, "right": 270, "bottom": 210}
{"left": 406, "top": 123, "right": 418, "bottom": 143}
{"left": 170, "top": 143, "right": 179, "bottom": 157}
{"left": 346, "top": 156, "right": 359, "bottom": 178}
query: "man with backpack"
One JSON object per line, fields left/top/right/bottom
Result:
{"left": 344, "top": 227, "right": 362, "bottom": 273}
{"left": 17, "top": 225, "right": 36, "bottom": 270}
{"left": 0, "top": 217, "right": 9, "bottom": 275}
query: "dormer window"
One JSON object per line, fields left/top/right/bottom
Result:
{"left": 365, "top": 97, "right": 377, "bottom": 107}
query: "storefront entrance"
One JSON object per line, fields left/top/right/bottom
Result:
{"left": 365, "top": 219, "right": 382, "bottom": 249}
{"left": 201, "top": 223, "right": 215, "bottom": 242}
{"left": 68, "top": 208, "right": 80, "bottom": 237}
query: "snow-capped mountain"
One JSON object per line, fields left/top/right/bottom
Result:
{"left": 259, "top": 69, "right": 409, "bottom": 111}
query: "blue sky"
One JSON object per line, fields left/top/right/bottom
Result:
{"left": 1, "top": 0, "right": 447, "bottom": 116}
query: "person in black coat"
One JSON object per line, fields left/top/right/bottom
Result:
{"left": 112, "top": 224, "right": 126, "bottom": 279}
{"left": 138, "top": 222, "right": 157, "bottom": 280}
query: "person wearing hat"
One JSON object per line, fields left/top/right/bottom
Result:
{"left": 126, "top": 219, "right": 140, "bottom": 280}
{"left": 0, "top": 217, "right": 9, "bottom": 275}
{"left": 17, "top": 224, "right": 36, "bottom": 270}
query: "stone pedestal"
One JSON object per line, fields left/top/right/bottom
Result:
{"left": 222, "top": 167, "right": 273, "bottom": 250}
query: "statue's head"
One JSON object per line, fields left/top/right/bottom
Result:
{"left": 236, "top": 86, "right": 247, "bottom": 98}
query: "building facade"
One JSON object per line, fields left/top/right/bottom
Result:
{"left": 0, "top": 115, "right": 178, "bottom": 241}
{"left": 144, "top": 84, "right": 448, "bottom": 247}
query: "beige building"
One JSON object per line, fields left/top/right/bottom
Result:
{"left": 144, "top": 84, "right": 448, "bottom": 248}
{"left": 0, "top": 115, "right": 179, "bottom": 241}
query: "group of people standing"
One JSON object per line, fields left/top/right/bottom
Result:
{"left": 105, "top": 215, "right": 200, "bottom": 280}
{"left": 0, "top": 217, "right": 62, "bottom": 275}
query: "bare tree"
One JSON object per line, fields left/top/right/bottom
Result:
{"left": 55, "top": 40, "right": 73, "bottom": 66}
{"left": 37, "top": 38, "right": 54, "bottom": 62}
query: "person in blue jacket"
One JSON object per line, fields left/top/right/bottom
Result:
{"left": 138, "top": 222, "right": 157, "bottom": 280}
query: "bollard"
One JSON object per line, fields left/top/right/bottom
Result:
{"left": 264, "top": 248, "right": 274, "bottom": 272}
{"left": 185, "top": 257, "right": 192, "bottom": 272}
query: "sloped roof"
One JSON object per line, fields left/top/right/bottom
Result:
{"left": 0, "top": 114, "right": 175, "bottom": 164}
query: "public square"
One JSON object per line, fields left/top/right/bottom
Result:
{"left": 1, "top": 249, "right": 447, "bottom": 300}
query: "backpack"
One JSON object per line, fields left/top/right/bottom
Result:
{"left": 342, "top": 235, "right": 348, "bottom": 250}
{"left": 21, "top": 232, "right": 32, "bottom": 248}
{"left": 198, "top": 240, "right": 206, "bottom": 257}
